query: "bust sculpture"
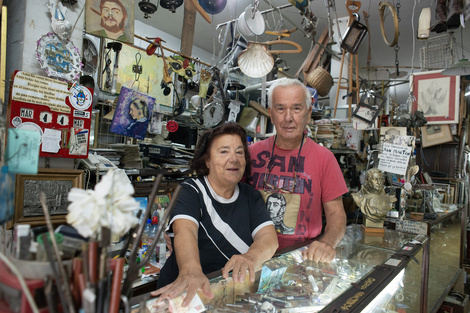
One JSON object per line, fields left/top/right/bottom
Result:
{"left": 352, "top": 168, "right": 397, "bottom": 229}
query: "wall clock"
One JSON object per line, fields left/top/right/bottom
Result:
{"left": 203, "top": 100, "right": 224, "bottom": 128}
{"left": 82, "top": 36, "right": 99, "bottom": 77}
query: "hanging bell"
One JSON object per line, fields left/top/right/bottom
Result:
{"left": 139, "top": 0, "right": 158, "bottom": 19}
{"left": 160, "top": 0, "right": 183, "bottom": 13}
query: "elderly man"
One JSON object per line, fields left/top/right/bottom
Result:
{"left": 248, "top": 78, "right": 348, "bottom": 263}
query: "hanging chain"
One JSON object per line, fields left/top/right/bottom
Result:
{"left": 396, "top": 0, "right": 401, "bottom": 22}
{"left": 394, "top": 45, "right": 400, "bottom": 74}
{"left": 394, "top": 0, "right": 401, "bottom": 75}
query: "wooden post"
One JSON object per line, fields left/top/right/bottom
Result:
{"left": 181, "top": 0, "right": 196, "bottom": 56}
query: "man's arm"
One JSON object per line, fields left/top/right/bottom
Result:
{"left": 302, "top": 196, "right": 346, "bottom": 262}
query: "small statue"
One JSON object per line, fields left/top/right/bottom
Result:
{"left": 352, "top": 168, "right": 397, "bottom": 229}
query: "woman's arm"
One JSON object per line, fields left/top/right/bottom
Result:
{"left": 221, "top": 225, "right": 278, "bottom": 282}
{"left": 151, "top": 219, "right": 214, "bottom": 307}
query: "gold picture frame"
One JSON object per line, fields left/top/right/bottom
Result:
{"left": 7, "top": 168, "right": 84, "bottom": 229}
{"left": 421, "top": 124, "right": 454, "bottom": 148}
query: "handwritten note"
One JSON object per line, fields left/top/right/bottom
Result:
{"left": 378, "top": 143, "right": 412, "bottom": 175}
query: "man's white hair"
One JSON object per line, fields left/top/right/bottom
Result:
{"left": 267, "top": 77, "right": 311, "bottom": 109}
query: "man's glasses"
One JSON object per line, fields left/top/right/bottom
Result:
{"left": 263, "top": 159, "right": 297, "bottom": 194}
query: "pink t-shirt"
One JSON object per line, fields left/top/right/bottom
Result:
{"left": 248, "top": 136, "right": 348, "bottom": 249}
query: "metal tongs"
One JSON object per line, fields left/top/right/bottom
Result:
{"left": 121, "top": 174, "right": 182, "bottom": 298}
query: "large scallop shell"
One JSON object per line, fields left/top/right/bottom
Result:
{"left": 237, "top": 43, "right": 274, "bottom": 78}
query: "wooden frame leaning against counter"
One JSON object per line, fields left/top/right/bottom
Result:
{"left": 7, "top": 168, "right": 84, "bottom": 229}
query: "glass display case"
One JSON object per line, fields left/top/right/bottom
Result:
{"left": 195, "top": 224, "right": 429, "bottom": 313}
{"left": 390, "top": 208, "right": 465, "bottom": 313}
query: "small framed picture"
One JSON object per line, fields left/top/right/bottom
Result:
{"left": 7, "top": 168, "right": 84, "bottom": 229}
{"left": 421, "top": 124, "right": 454, "bottom": 148}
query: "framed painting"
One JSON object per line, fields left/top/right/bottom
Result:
{"left": 421, "top": 124, "right": 454, "bottom": 148}
{"left": 100, "top": 38, "right": 173, "bottom": 107}
{"left": 411, "top": 70, "right": 460, "bottom": 125}
{"left": 7, "top": 168, "right": 84, "bottom": 229}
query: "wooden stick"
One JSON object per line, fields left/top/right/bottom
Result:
{"left": 134, "top": 34, "right": 212, "bottom": 67}
{"left": 108, "top": 258, "right": 125, "bottom": 313}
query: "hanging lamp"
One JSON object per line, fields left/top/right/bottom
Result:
{"left": 442, "top": 29, "right": 470, "bottom": 76}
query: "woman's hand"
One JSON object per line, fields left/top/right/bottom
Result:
{"left": 222, "top": 225, "right": 278, "bottom": 283}
{"left": 221, "top": 253, "right": 257, "bottom": 283}
{"left": 151, "top": 270, "right": 214, "bottom": 307}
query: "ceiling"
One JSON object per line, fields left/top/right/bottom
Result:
{"left": 134, "top": 0, "right": 470, "bottom": 101}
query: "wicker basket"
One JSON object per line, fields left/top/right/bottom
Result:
{"left": 307, "top": 67, "right": 334, "bottom": 97}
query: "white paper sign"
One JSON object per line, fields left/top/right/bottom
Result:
{"left": 378, "top": 143, "right": 412, "bottom": 175}
{"left": 41, "top": 128, "right": 61, "bottom": 153}
{"left": 395, "top": 219, "right": 428, "bottom": 235}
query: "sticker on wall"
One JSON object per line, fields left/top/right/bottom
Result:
{"left": 69, "top": 128, "right": 89, "bottom": 155}
{"left": 110, "top": 86, "right": 155, "bottom": 140}
{"left": 36, "top": 32, "right": 83, "bottom": 83}
{"left": 15, "top": 122, "right": 44, "bottom": 142}
{"left": 68, "top": 84, "right": 92, "bottom": 111}
{"left": 166, "top": 120, "right": 178, "bottom": 132}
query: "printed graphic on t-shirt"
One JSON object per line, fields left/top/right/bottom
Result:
{"left": 251, "top": 152, "right": 312, "bottom": 236}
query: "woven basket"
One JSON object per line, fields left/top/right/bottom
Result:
{"left": 307, "top": 67, "right": 334, "bottom": 97}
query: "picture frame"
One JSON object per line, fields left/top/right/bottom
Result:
{"left": 421, "top": 124, "right": 454, "bottom": 148}
{"left": 90, "top": 109, "right": 100, "bottom": 148}
{"left": 7, "top": 168, "right": 84, "bottom": 229}
{"left": 411, "top": 70, "right": 460, "bottom": 125}
{"left": 100, "top": 38, "right": 173, "bottom": 107}
{"left": 352, "top": 91, "right": 386, "bottom": 127}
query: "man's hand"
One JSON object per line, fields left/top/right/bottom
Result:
{"left": 302, "top": 241, "right": 336, "bottom": 262}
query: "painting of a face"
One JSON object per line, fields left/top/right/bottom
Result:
{"left": 129, "top": 101, "right": 142, "bottom": 120}
{"left": 85, "top": 0, "right": 134, "bottom": 44}
{"left": 101, "top": 1, "right": 125, "bottom": 33}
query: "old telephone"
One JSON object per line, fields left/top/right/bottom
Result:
{"left": 81, "top": 152, "right": 117, "bottom": 171}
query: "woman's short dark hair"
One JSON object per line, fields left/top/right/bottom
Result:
{"left": 190, "top": 122, "right": 251, "bottom": 178}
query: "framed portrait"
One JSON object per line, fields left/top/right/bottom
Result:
{"left": 421, "top": 124, "right": 454, "bottom": 148}
{"left": 85, "top": 0, "right": 135, "bottom": 44}
{"left": 7, "top": 168, "right": 84, "bottom": 229}
{"left": 411, "top": 70, "right": 460, "bottom": 125}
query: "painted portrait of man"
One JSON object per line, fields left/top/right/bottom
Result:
{"left": 86, "top": 0, "right": 134, "bottom": 44}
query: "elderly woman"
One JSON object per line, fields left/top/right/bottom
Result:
{"left": 152, "top": 122, "right": 278, "bottom": 307}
